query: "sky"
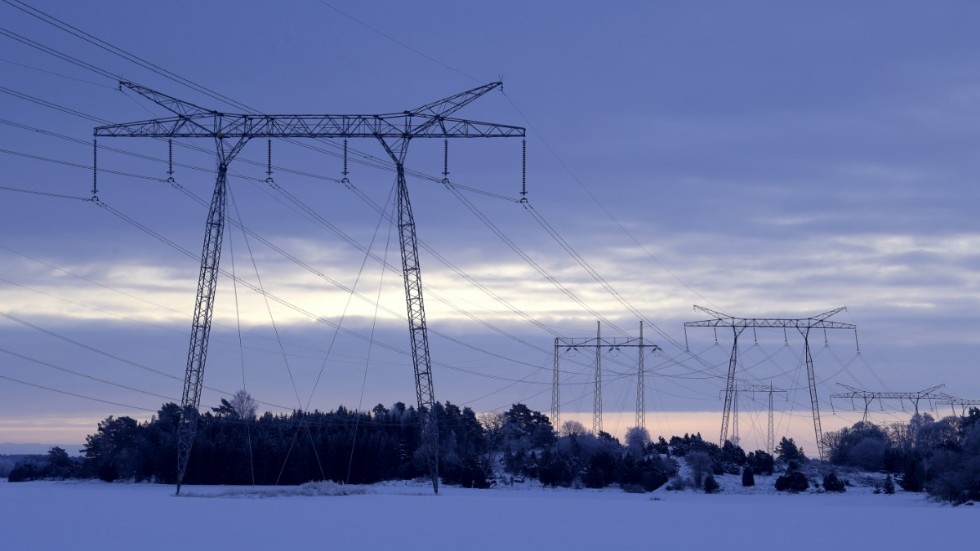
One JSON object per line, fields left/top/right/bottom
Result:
{"left": 2, "top": 0, "right": 980, "bottom": 455}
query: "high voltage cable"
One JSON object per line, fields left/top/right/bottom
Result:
{"left": 4, "top": 6, "right": 764, "bottom": 410}
{"left": 6, "top": 83, "right": 564, "bottom": 374}
{"left": 302, "top": 181, "right": 398, "bottom": 412}
{"left": 0, "top": 310, "right": 294, "bottom": 410}
{"left": 2, "top": 0, "right": 249, "bottom": 112}
{"left": 95, "top": 200, "right": 567, "bottom": 386}
{"left": 0, "top": 372, "right": 155, "bottom": 412}
{"left": 0, "top": 240, "right": 359, "bottom": 363}
{"left": 0, "top": 345, "right": 176, "bottom": 402}
{"left": 0, "top": 25, "right": 118, "bottom": 81}
{"left": 226, "top": 186, "right": 305, "bottom": 410}
{"left": 0, "top": 123, "right": 578, "bottom": 382}
{"left": 2, "top": 43, "right": 608, "bottom": 373}
{"left": 443, "top": 181, "right": 626, "bottom": 334}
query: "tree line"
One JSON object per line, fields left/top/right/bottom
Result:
{"left": 822, "top": 408, "right": 980, "bottom": 503}
{"left": 8, "top": 396, "right": 979, "bottom": 502}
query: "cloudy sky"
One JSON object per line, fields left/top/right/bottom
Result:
{"left": 2, "top": 0, "right": 979, "bottom": 454}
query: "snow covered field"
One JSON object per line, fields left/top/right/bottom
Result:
{"left": 1, "top": 478, "right": 973, "bottom": 550}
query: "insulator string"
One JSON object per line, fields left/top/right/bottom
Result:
{"left": 520, "top": 139, "right": 527, "bottom": 202}
{"left": 91, "top": 138, "right": 98, "bottom": 200}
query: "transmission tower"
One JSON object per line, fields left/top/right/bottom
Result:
{"left": 684, "top": 305, "right": 856, "bottom": 460}
{"left": 94, "top": 81, "right": 525, "bottom": 494}
{"left": 937, "top": 393, "right": 980, "bottom": 416}
{"left": 831, "top": 383, "right": 945, "bottom": 421}
{"left": 719, "top": 383, "right": 787, "bottom": 454}
{"left": 553, "top": 321, "right": 660, "bottom": 435}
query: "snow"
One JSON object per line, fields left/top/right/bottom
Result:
{"left": 0, "top": 478, "right": 973, "bottom": 550}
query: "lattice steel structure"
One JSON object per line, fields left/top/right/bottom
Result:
{"left": 552, "top": 321, "right": 660, "bottom": 434}
{"left": 720, "top": 383, "right": 787, "bottom": 454}
{"left": 831, "top": 383, "right": 945, "bottom": 421}
{"left": 937, "top": 393, "right": 980, "bottom": 416}
{"left": 95, "top": 81, "right": 525, "bottom": 494}
{"left": 684, "top": 305, "right": 855, "bottom": 459}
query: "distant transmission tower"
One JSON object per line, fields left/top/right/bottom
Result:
{"left": 553, "top": 321, "right": 660, "bottom": 434}
{"left": 95, "top": 81, "right": 525, "bottom": 494}
{"left": 830, "top": 383, "right": 945, "bottom": 421}
{"left": 937, "top": 393, "right": 980, "bottom": 416}
{"left": 684, "top": 305, "right": 856, "bottom": 459}
{"left": 721, "top": 383, "right": 786, "bottom": 454}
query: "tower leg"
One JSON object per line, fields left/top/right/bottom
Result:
{"left": 720, "top": 327, "right": 744, "bottom": 445}
{"left": 636, "top": 321, "right": 645, "bottom": 429}
{"left": 593, "top": 322, "right": 602, "bottom": 435}
{"left": 802, "top": 329, "right": 825, "bottom": 459}
{"left": 552, "top": 338, "right": 560, "bottom": 428}
{"left": 176, "top": 163, "right": 228, "bottom": 494}
{"left": 767, "top": 384, "right": 775, "bottom": 455}
{"left": 395, "top": 163, "right": 439, "bottom": 494}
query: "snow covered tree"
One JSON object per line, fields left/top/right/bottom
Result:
{"left": 625, "top": 426, "right": 651, "bottom": 457}
{"left": 687, "top": 451, "right": 712, "bottom": 488}
{"left": 230, "top": 389, "right": 258, "bottom": 420}
{"left": 560, "top": 420, "right": 587, "bottom": 438}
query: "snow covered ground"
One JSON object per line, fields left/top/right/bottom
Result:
{"left": 0, "top": 477, "right": 973, "bottom": 550}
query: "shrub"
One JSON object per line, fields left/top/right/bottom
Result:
{"left": 746, "top": 450, "right": 775, "bottom": 476}
{"left": 823, "top": 472, "right": 846, "bottom": 492}
{"left": 883, "top": 475, "right": 896, "bottom": 495}
{"left": 900, "top": 459, "right": 925, "bottom": 492}
{"left": 775, "top": 471, "right": 809, "bottom": 492}
{"left": 687, "top": 451, "right": 712, "bottom": 488}
{"left": 7, "top": 461, "right": 41, "bottom": 482}
{"left": 741, "top": 466, "right": 755, "bottom": 487}
{"left": 703, "top": 474, "right": 720, "bottom": 493}
{"left": 665, "top": 476, "right": 693, "bottom": 491}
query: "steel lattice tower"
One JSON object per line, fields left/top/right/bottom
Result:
{"left": 937, "top": 393, "right": 980, "bottom": 416}
{"left": 553, "top": 322, "right": 660, "bottom": 435}
{"left": 684, "top": 305, "right": 855, "bottom": 459}
{"left": 721, "top": 383, "right": 787, "bottom": 453}
{"left": 831, "top": 383, "right": 945, "bottom": 421}
{"left": 95, "top": 81, "right": 524, "bottom": 494}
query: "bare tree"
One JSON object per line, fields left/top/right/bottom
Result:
{"left": 230, "top": 389, "right": 258, "bottom": 420}
{"left": 559, "top": 420, "right": 587, "bottom": 437}
{"left": 478, "top": 411, "right": 507, "bottom": 453}
{"left": 687, "top": 451, "right": 712, "bottom": 488}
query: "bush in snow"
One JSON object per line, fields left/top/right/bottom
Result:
{"left": 775, "top": 468, "right": 809, "bottom": 493}
{"left": 741, "top": 466, "right": 755, "bottom": 487}
{"left": 703, "top": 474, "right": 720, "bottom": 493}
{"left": 883, "top": 475, "right": 896, "bottom": 495}
{"left": 822, "top": 472, "right": 846, "bottom": 492}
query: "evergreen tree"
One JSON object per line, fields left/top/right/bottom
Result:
{"left": 703, "top": 473, "right": 720, "bottom": 493}
{"left": 741, "top": 465, "right": 755, "bottom": 487}
{"left": 776, "top": 437, "right": 806, "bottom": 462}
{"left": 822, "top": 471, "right": 846, "bottom": 492}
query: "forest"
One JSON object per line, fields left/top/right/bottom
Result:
{"left": 7, "top": 396, "right": 980, "bottom": 504}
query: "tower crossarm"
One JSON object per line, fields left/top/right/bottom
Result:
{"left": 118, "top": 80, "right": 217, "bottom": 118}
{"left": 96, "top": 81, "right": 525, "bottom": 141}
{"left": 937, "top": 393, "right": 980, "bottom": 405}
{"left": 831, "top": 383, "right": 946, "bottom": 402}
{"left": 685, "top": 305, "right": 855, "bottom": 330}
{"left": 94, "top": 113, "right": 525, "bottom": 139}
{"left": 684, "top": 306, "right": 857, "bottom": 330}
{"left": 557, "top": 336, "right": 661, "bottom": 350}
{"left": 411, "top": 81, "right": 503, "bottom": 118}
